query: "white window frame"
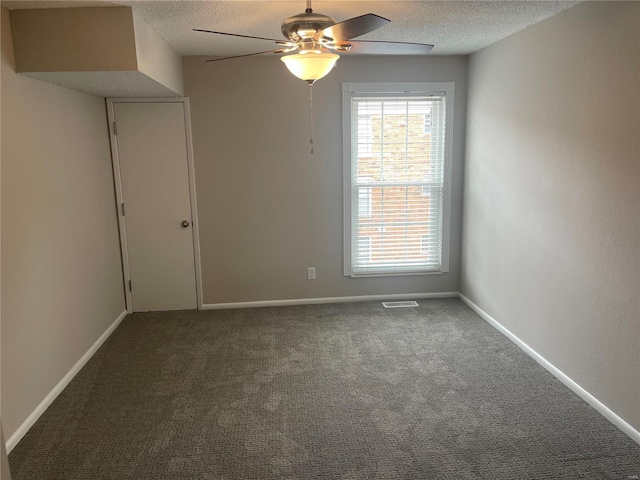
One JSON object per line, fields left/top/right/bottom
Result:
{"left": 342, "top": 82, "right": 455, "bottom": 277}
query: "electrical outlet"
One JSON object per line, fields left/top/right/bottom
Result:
{"left": 307, "top": 267, "right": 316, "bottom": 280}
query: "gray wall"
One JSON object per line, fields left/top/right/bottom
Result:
{"left": 1, "top": 7, "right": 126, "bottom": 439}
{"left": 461, "top": 1, "right": 639, "bottom": 430}
{"left": 183, "top": 55, "right": 467, "bottom": 304}
{"left": 1, "top": 426, "right": 10, "bottom": 480}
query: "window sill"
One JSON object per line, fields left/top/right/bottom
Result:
{"left": 347, "top": 271, "right": 445, "bottom": 278}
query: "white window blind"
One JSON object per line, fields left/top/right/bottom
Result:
{"left": 343, "top": 83, "right": 453, "bottom": 276}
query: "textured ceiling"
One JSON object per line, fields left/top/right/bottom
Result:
{"left": 3, "top": 0, "right": 580, "bottom": 56}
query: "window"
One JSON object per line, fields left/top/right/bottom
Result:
{"left": 357, "top": 115, "right": 373, "bottom": 156}
{"left": 424, "top": 110, "right": 432, "bottom": 134}
{"left": 358, "top": 236, "right": 373, "bottom": 262}
{"left": 358, "top": 177, "right": 372, "bottom": 217}
{"left": 420, "top": 234, "right": 429, "bottom": 255}
{"left": 343, "top": 82, "right": 454, "bottom": 276}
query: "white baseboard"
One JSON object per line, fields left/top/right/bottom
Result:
{"left": 6, "top": 309, "right": 128, "bottom": 453}
{"left": 202, "top": 292, "right": 459, "bottom": 310}
{"left": 458, "top": 293, "right": 640, "bottom": 446}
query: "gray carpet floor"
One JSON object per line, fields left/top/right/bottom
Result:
{"left": 8, "top": 298, "right": 640, "bottom": 479}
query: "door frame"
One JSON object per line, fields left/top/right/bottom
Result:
{"left": 106, "top": 97, "right": 203, "bottom": 313}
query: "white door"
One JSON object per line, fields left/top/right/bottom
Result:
{"left": 112, "top": 102, "right": 198, "bottom": 312}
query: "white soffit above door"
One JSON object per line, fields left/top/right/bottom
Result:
{"left": 24, "top": 71, "right": 181, "bottom": 97}
{"left": 4, "top": 1, "right": 580, "bottom": 56}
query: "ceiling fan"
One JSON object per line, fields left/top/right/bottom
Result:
{"left": 194, "top": 0, "right": 434, "bottom": 84}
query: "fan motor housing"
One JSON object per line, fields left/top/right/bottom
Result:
{"left": 281, "top": 11, "right": 336, "bottom": 41}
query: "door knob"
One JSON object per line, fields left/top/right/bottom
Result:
{"left": 181, "top": 220, "right": 190, "bottom": 228}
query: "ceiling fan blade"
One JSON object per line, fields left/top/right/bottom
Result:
{"left": 344, "top": 40, "right": 434, "bottom": 55}
{"left": 314, "top": 13, "right": 389, "bottom": 42}
{"left": 205, "top": 49, "right": 287, "bottom": 63}
{"left": 194, "top": 29, "right": 283, "bottom": 43}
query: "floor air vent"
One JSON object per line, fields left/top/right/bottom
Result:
{"left": 382, "top": 301, "right": 419, "bottom": 308}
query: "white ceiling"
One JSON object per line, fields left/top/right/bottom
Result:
{"left": 3, "top": 0, "right": 579, "bottom": 57}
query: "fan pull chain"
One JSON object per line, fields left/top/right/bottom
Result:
{"left": 309, "top": 83, "right": 315, "bottom": 155}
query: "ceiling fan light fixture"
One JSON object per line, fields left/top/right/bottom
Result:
{"left": 281, "top": 52, "right": 339, "bottom": 84}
